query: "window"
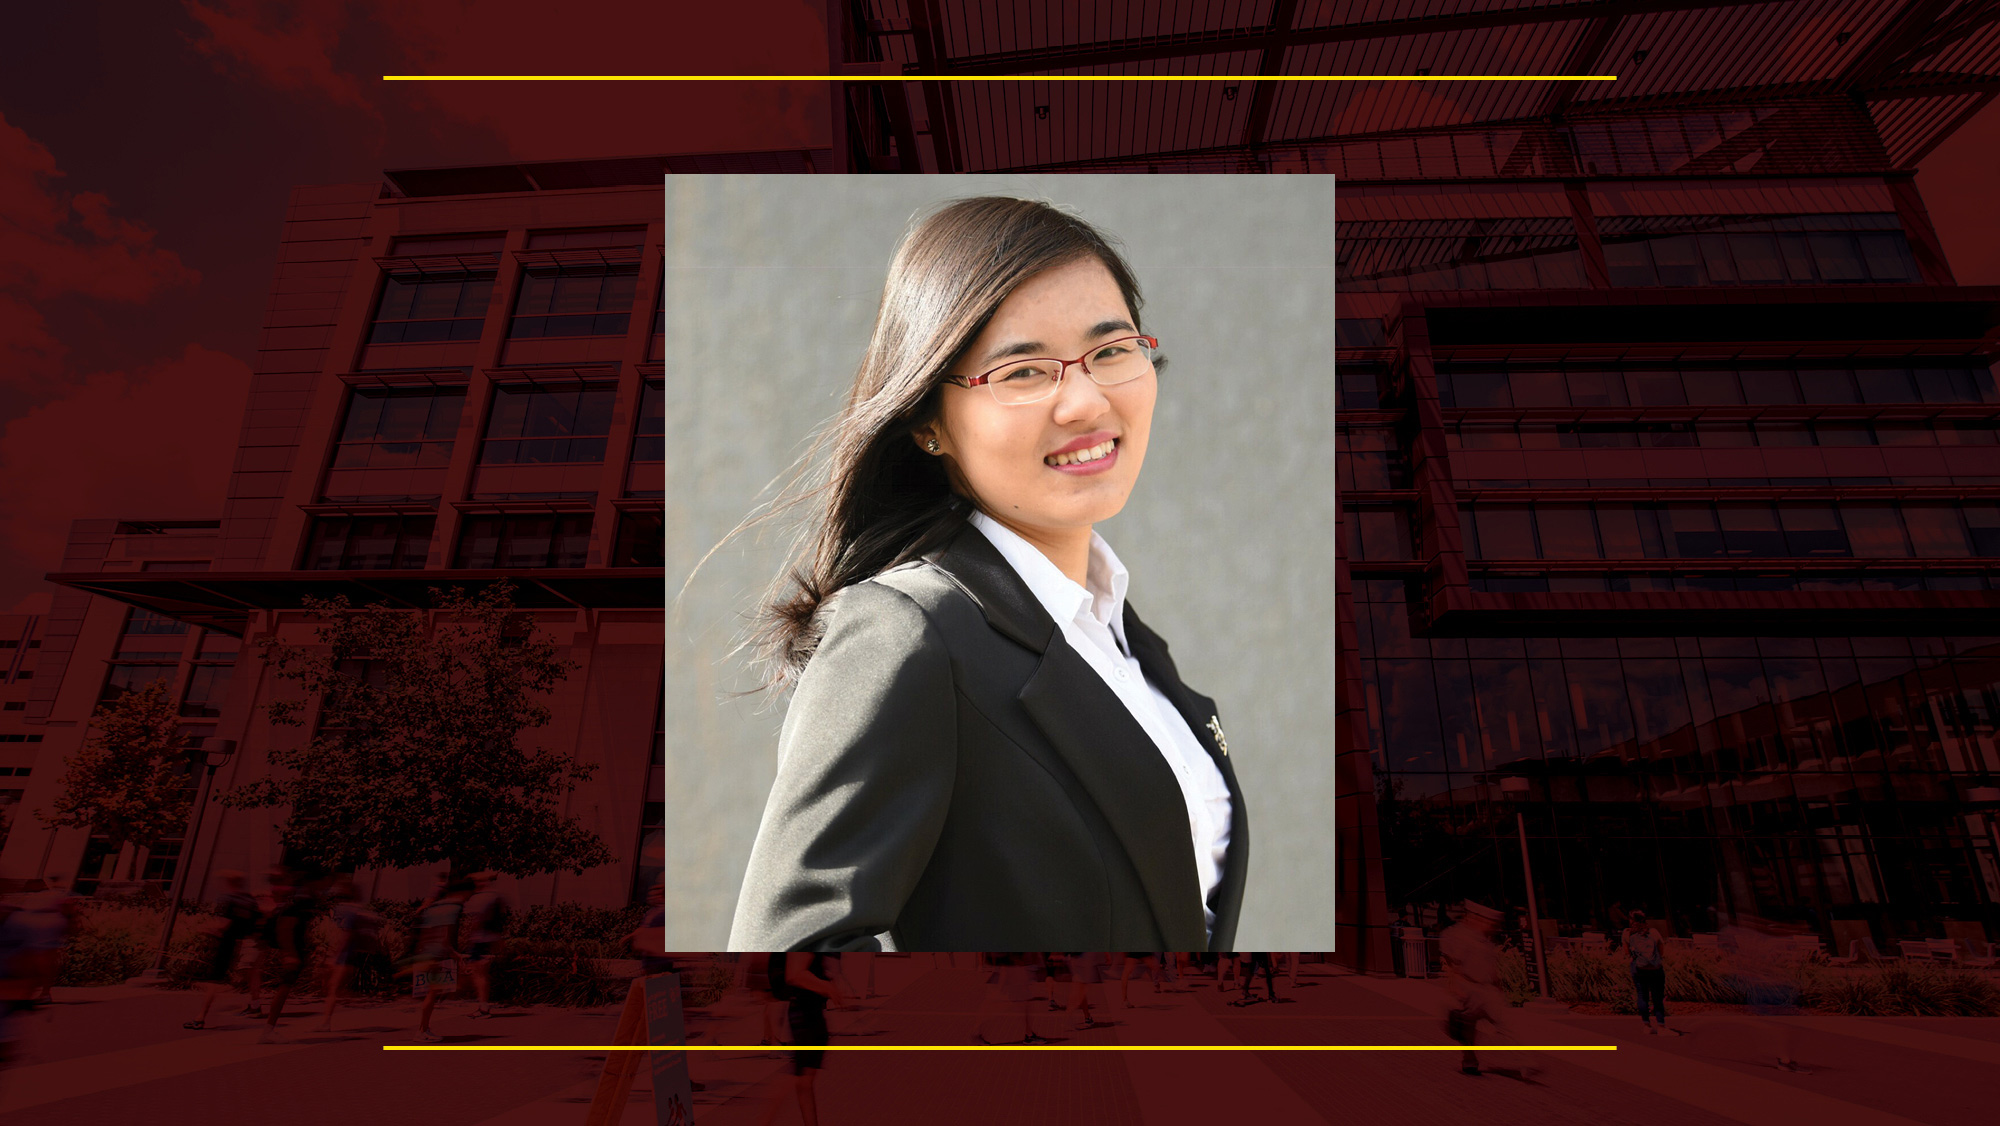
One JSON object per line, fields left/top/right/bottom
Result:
{"left": 99, "top": 664, "right": 175, "bottom": 704}
{"left": 114, "top": 608, "right": 186, "bottom": 660}
{"left": 1602, "top": 214, "right": 1920, "bottom": 287}
{"left": 632, "top": 381, "right": 664, "bottom": 461}
{"left": 612, "top": 510, "right": 664, "bottom": 567}
{"left": 1718, "top": 503, "right": 1785, "bottom": 556}
{"left": 1778, "top": 504, "right": 1848, "bottom": 555}
{"left": 526, "top": 228, "right": 645, "bottom": 250}
{"left": 482, "top": 383, "right": 615, "bottom": 464}
{"left": 510, "top": 267, "right": 639, "bottom": 338}
{"left": 333, "top": 388, "right": 464, "bottom": 469}
{"left": 123, "top": 608, "right": 188, "bottom": 635}
{"left": 179, "top": 664, "right": 233, "bottom": 718}
{"left": 301, "top": 515, "right": 435, "bottom": 570}
{"left": 1840, "top": 504, "right": 1910, "bottom": 557}
{"left": 369, "top": 273, "right": 495, "bottom": 343}
{"left": 455, "top": 513, "right": 593, "bottom": 568}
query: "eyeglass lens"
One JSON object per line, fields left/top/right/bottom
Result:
{"left": 986, "top": 338, "right": 1158, "bottom": 405}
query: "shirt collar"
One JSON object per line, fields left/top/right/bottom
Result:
{"left": 968, "top": 511, "right": 1130, "bottom": 645}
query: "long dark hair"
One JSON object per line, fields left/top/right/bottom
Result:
{"left": 734, "top": 196, "right": 1147, "bottom": 693}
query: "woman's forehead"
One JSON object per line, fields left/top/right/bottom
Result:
{"left": 977, "top": 260, "right": 1131, "bottom": 340}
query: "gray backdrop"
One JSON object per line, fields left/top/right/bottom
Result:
{"left": 659, "top": 175, "right": 1338, "bottom": 951}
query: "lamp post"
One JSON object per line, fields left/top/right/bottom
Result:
{"left": 144, "top": 737, "right": 237, "bottom": 978}
{"left": 1499, "top": 775, "right": 1552, "bottom": 1001}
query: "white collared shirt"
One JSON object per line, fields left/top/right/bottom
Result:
{"left": 969, "top": 512, "right": 1233, "bottom": 940}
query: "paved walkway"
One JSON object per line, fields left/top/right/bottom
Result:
{"left": 4, "top": 961, "right": 1997, "bottom": 1124}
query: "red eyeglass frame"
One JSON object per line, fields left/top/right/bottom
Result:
{"left": 953, "top": 335, "right": 1160, "bottom": 390}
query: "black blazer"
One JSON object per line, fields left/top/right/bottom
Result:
{"left": 727, "top": 522, "right": 1248, "bottom": 953}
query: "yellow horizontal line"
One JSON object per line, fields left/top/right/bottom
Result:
{"left": 381, "top": 1044, "right": 1615, "bottom": 1052}
{"left": 381, "top": 74, "right": 1616, "bottom": 83}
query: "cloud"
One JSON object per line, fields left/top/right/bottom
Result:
{"left": 0, "top": 114, "right": 195, "bottom": 313}
{"left": 182, "top": 0, "right": 376, "bottom": 113}
{"left": 0, "top": 345, "right": 250, "bottom": 584}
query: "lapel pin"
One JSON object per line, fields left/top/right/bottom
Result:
{"left": 1206, "top": 715, "right": 1229, "bottom": 757}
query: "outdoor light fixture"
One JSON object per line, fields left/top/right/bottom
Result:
{"left": 1500, "top": 775, "right": 1531, "bottom": 799}
{"left": 1631, "top": 48, "right": 1649, "bottom": 63}
{"left": 1034, "top": 105, "right": 1049, "bottom": 120}
{"left": 1224, "top": 85, "right": 1238, "bottom": 100}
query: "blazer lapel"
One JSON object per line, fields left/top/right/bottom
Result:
{"left": 927, "top": 525, "right": 1210, "bottom": 950}
{"left": 1123, "top": 603, "right": 1251, "bottom": 954}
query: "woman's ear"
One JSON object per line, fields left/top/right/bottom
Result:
{"left": 912, "top": 426, "right": 943, "bottom": 455}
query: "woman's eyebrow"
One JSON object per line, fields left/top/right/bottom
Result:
{"left": 979, "top": 318, "right": 1139, "bottom": 362}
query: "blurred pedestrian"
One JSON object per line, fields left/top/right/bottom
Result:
{"left": 0, "top": 875, "right": 75, "bottom": 1064}
{"left": 400, "top": 877, "right": 471, "bottom": 1043}
{"left": 1622, "top": 909, "right": 1673, "bottom": 1036}
{"left": 258, "top": 869, "right": 320, "bottom": 1044}
{"left": 1119, "top": 951, "right": 1161, "bottom": 1004}
{"left": 184, "top": 871, "right": 259, "bottom": 1030}
{"left": 240, "top": 868, "right": 283, "bottom": 1018}
{"left": 460, "top": 871, "right": 511, "bottom": 1020}
{"left": 1233, "top": 951, "right": 1283, "bottom": 1006}
{"left": 757, "top": 951, "right": 842, "bottom": 1126}
{"left": 1440, "top": 900, "right": 1524, "bottom": 1078}
{"left": 974, "top": 952, "right": 1050, "bottom": 1045}
{"left": 1066, "top": 952, "right": 1111, "bottom": 1029}
{"left": 313, "top": 877, "right": 381, "bottom": 1033}
{"left": 628, "top": 883, "right": 671, "bottom": 977}
{"left": 760, "top": 950, "right": 791, "bottom": 1052}
{"left": 1720, "top": 915, "right": 1810, "bottom": 1072}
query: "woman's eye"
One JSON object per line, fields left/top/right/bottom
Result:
{"left": 996, "top": 365, "right": 1044, "bottom": 383}
{"left": 1095, "top": 344, "right": 1131, "bottom": 361}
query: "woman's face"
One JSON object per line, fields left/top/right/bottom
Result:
{"left": 922, "top": 257, "right": 1155, "bottom": 539}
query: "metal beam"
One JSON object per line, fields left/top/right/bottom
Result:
{"left": 1539, "top": 15, "right": 1626, "bottom": 117}
{"left": 932, "top": 0, "right": 1786, "bottom": 75}
{"left": 1242, "top": 0, "right": 1301, "bottom": 149}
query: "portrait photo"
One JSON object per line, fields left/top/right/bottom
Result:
{"left": 656, "top": 175, "right": 1339, "bottom": 952}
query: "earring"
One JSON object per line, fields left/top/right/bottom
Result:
{"left": 926, "top": 438, "right": 940, "bottom": 453}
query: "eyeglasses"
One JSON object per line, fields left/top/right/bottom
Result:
{"left": 949, "top": 335, "right": 1160, "bottom": 406}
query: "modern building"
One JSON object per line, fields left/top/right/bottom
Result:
{"left": 7, "top": 0, "right": 2000, "bottom": 961}
{"left": 0, "top": 149, "right": 825, "bottom": 907}
{"left": 826, "top": 0, "right": 2000, "bottom": 966}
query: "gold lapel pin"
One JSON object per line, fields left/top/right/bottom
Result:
{"left": 1206, "top": 715, "right": 1229, "bottom": 757}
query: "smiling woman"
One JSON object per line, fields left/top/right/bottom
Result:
{"left": 726, "top": 197, "right": 1247, "bottom": 954}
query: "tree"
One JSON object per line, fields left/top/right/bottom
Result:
{"left": 40, "top": 679, "right": 194, "bottom": 880}
{"left": 223, "top": 581, "right": 612, "bottom": 877}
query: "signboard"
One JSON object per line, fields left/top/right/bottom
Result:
{"left": 413, "top": 960, "right": 458, "bottom": 999}
{"left": 644, "top": 973, "right": 694, "bottom": 1126}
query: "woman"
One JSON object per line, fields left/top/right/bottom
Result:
{"left": 727, "top": 196, "right": 1247, "bottom": 953}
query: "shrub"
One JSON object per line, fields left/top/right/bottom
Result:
{"left": 1496, "top": 947, "right": 1534, "bottom": 1007}
{"left": 1665, "top": 950, "right": 1744, "bottom": 1004}
{"left": 58, "top": 902, "right": 212, "bottom": 986}
{"left": 512, "top": 903, "right": 645, "bottom": 944}
{"left": 1548, "top": 948, "right": 1634, "bottom": 1011}
{"left": 492, "top": 939, "right": 630, "bottom": 1007}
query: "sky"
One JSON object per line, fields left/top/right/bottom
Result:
{"left": 0, "top": 2, "right": 1994, "bottom": 614}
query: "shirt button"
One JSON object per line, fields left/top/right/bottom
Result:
{"left": 1114, "top": 667, "right": 1127, "bottom": 680}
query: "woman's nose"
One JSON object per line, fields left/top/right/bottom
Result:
{"left": 1050, "top": 362, "right": 1112, "bottom": 419}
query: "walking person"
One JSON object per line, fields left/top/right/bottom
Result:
{"left": 459, "top": 872, "right": 511, "bottom": 1020}
{"left": 313, "top": 877, "right": 381, "bottom": 1032}
{"left": 974, "top": 953, "right": 1052, "bottom": 1045}
{"left": 1439, "top": 901, "right": 1527, "bottom": 1078}
{"left": 1623, "top": 910, "right": 1674, "bottom": 1036}
{"left": 1720, "top": 916, "right": 1811, "bottom": 1073}
{"left": 400, "top": 878, "right": 471, "bottom": 1043}
{"left": 258, "top": 870, "right": 320, "bottom": 1044}
{"left": 760, "top": 951, "right": 791, "bottom": 1053}
{"left": 240, "top": 868, "right": 282, "bottom": 1018}
{"left": 1233, "top": 951, "right": 1283, "bottom": 1006}
{"left": 1066, "top": 952, "right": 1112, "bottom": 1029}
{"left": 184, "top": 871, "right": 260, "bottom": 1030}
{"left": 756, "top": 952, "right": 843, "bottom": 1126}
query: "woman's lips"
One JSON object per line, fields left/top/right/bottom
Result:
{"left": 1045, "top": 437, "right": 1120, "bottom": 475}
